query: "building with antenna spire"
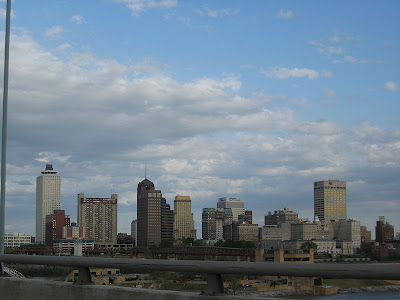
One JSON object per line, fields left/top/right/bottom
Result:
{"left": 137, "top": 178, "right": 173, "bottom": 247}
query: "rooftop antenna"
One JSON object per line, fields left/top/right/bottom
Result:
{"left": 145, "top": 164, "right": 147, "bottom": 179}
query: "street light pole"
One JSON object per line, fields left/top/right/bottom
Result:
{"left": 0, "top": 0, "right": 12, "bottom": 275}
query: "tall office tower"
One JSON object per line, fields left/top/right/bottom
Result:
{"left": 77, "top": 193, "right": 118, "bottom": 244}
{"left": 161, "top": 198, "right": 174, "bottom": 242}
{"left": 202, "top": 208, "right": 232, "bottom": 240}
{"left": 137, "top": 178, "right": 163, "bottom": 247}
{"left": 265, "top": 207, "right": 299, "bottom": 225}
{"left": 375, "top": 216, "right": 394, "bottom": 243}
{"left": 36, "top": 164, "right": 61, "bottom": 244}
{"left": 314, "top": 180, "right": 346, "bottom": 222}
{"left": 173, "top": 196, "right": 197, "bottom": 240}
{"left": 45, "top": 210, "right": 70, "bottom": 246}
{"left": 131, "top": 220, "right": 137, "bottom": 247}
{"left": 217, "top": 197, "right": 245, "bottom": 222}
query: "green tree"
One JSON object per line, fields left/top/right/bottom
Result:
{"left": 300, "top": 241, "right": 318, "bottom": 251}
{"left": 160, "top": 240, "right": 174, "bottom": 248}
{"left": 223, "top": 274, "right": 242, "bottom": 295}
{"left": 192, "top": 239, "right": 206, "bottom": 246}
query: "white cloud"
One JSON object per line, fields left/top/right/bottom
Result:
{"left": 178, "top": 17, "right": 212, "bottom": 32}
{"left": 325, "top": 89, "right": 336, "bottom": 97}
{"left": 196, "top": 6, "right": 239, "bottom": 18}
{"left": 116, "top": 0, "right": 177, "bottom": 16}
{"left": 131, "top": 57, "right": 170, "bottom": 74}
{"left": 70, "top": 15, "right": 85, "bottom": 24}
{"left": 0, "top": 7, "right": 15, "bottom": 19}
{"left": 34, "top": 152, "right": 72, "bottom": 163}
{"left": 333, "top": 55, "right": 382, "bottom": 64}
{"left": 384, "top": 81, "right": 399, "bottom": 91}
{"left": 261, "top": 67, "right": 331, "bottom": 80}
{"left": 2, "top": 31, "right": 400, "bottom": 238}
{"left": 310, "top": 30, "right": 381, "bottom": 64}
{"left": 277, "top": 10, "right": 294, "bottom": 19}
{"left": 45, "top": 25, "right": 65, "bottom": 39}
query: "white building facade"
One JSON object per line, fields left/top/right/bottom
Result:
{"left": 5, "top": 232, "right": 32, "bottom": 247}
{"left": 35, "top": 164, "right": 61, "bottom": 243}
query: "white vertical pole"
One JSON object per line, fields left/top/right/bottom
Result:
{"left": 0, "top": 0, "right": 12, "bottom": 274}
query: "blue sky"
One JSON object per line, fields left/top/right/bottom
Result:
{"left": 0, "top": 0, "right": 399, "bottom": 238}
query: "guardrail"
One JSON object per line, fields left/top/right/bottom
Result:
{"left": 1, "top": 254, "right": 400, "bottom": 295}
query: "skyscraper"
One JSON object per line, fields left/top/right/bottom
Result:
{"left": 36, "top": 164, "right": 61, "bottom": 243}
{"left": 202, "top": 208, "right": 232, "bottom": 240}
{"left": 137, "top": 178, "right": 162, "bottom": 247}
{"left": 161, "top": 197, "right": 174, "bottom": 242}
{"left": 314, "top": 180, "right": 346, "bottom": 222}
{"left": 217, "top": 197, "right": 245, "bottom": 222}
{"left": 77, "top": 193, "right": 118, "bottom": 244}
{"left": 173, "top": 196, "right": 196, "bottom": 240}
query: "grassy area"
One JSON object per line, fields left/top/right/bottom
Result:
{"left": 323, "top": 279, "right": 397, "bottom": 289}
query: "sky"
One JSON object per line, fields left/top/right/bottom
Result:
{"left": 0, "top": 0, "right": 399, "bottom": 238}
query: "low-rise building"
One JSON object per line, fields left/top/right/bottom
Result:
{"left": 265, "top": 208, "right": 299, "bottom": 225}
{"left": 282, "top": 240, "right": 353, "bottom": 255}
{"left": 291, "top": 223, "right": 321, "bottom": 241}
{"left": 231, "top": 223, "right": 259, "bottom": 242}
{"left": 53, "top": 238, "right": 95, "bottom": 255}
{"left": 4, "top": 232, "right": 32, "bottom": 247}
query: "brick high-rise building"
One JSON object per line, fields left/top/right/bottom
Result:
{"left": 45, "top": 210, "right": 70, "bottom": 246}
{"left": 375, "top": 216, "right": 394, "bottom": 243}
{"left": 36, "top": 164, "right": 61, "bottom": 243}
{"left": 77, "top": 193, "right": 117, "bottom": 244}
{"left": 314, "top": 180, "right": 346, "bottom": 222}
{"left": 137, "top": 178, "right": 163, "bottom": 247}
{"left": 173, "top": 196, "right": 196, "bottom": 240}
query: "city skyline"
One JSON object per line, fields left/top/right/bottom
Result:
{"left": 1, "top": 1, "right": 399, "bottom": 237}
{"left": 27, "top": 163, "right": 398, "bottom": 240}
